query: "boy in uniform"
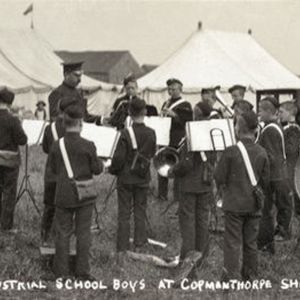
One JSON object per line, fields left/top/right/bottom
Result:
{"left": 168, "top": 104, "right": 214, "bottom": 260}
{"left": 228, "top": 85, "right": 253, "bottom": 110}
{"left": 257, "top": 97, "right": 291, "bottom": 251}
{"left": 109, "top": 75, "right": 158, "bottom": 130}
{"left": 214, "top": 111, "right": 269, "bottom": 280}
{"left": 0, "top": 87, "right": 27, "bottom": 231}
{"left": 48, "top": 97, "right": 102, "bottom": 280}
{"left": 279, "top": 101, "right": 300, "bottom": 216}
{"left": 159, "top": 78, "right": 193, "bottom": 201}
{"left": 109, "top": 98, "right": 156, "bottom": 254}
{"left": 41, "top": 106, "right": 65, "bottom": 245}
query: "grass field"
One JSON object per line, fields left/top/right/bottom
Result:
{"left": 1, "top": 145, "right": 300, "bottom": 299}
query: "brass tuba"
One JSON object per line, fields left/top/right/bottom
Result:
{"left": 153, "top": 146, "right": 180, "bottom": 177}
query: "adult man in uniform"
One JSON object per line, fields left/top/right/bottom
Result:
{"left": 158, "top": 78, "right": 193, "bottom": 201}
{"left": 228, "top": 85, "right": 253, "bottom": 111}
{"left": 48, "top": 61, "right": 103, "bottom": 124}
{"left": 109, "top": 74, "right": 158, "bottom": 130}
{"left": 0, "top": 87, "right": 27, "bottom": 231}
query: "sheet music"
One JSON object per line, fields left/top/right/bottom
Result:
{"left": 81, "top": 123, "right": 120, "bottom": 158}
{"left": 126, "top": 116, "right": 171, "bottom": 146}
{"left": 186, "top": 119, "right": 236, "bottom": 151}
{"left": 22, "top": 120, "right": 48, "bottom": 145}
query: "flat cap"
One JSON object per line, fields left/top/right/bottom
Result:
{"left": 62, "top": 61, "right": 83, "bottom": 74}
{"left": 128, "top": 97, "right": 146, "bottom": 116}
{"left": 261, "top": 96, "right": 280, "bottom": 109}
{"left": 123, "top": 74, "right": 136, "bottom": 86}
{"left": 201, "top": 86, "right": 220, "bottom": 95}
{"left": 0, "top": 87, "right": 14, "bottom": 105}
{"left": 240, "top": 110, "right": 258, "bottom": 130}
{"left": 166, "top": 78, "right": 183, "bottom": 87}
{"left": 228, "top": 85, "right": 246, "bottom": 94}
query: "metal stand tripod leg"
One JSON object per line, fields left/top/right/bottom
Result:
{"left": 16, "top": 145, "right": 41, "bottom": 216}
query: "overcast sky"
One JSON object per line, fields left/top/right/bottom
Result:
{"left": 1, "top": 0, "right": 300, "bottom": 74}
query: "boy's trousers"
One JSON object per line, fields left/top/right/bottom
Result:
{"left": 53, "top": 204, "right": 93, "bottom": 277}
{"left": 117, "top": 184, "right": 148, "bottom": 252}
{"left": 223, "top": 212, "right": 260, "bottom": 281}
{"left": 179, "top": 191, "right": 211, "bottom": 259}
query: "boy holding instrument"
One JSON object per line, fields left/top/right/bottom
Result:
{"left": 168, "top": 103, "right": 214, "bottom": 260}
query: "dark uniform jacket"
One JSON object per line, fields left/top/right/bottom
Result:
{"left": 42, "top": 117, "right": 65, "bottom": 182}
{"left": 161, "top": 97, "right": 193, "bottom": 148}
{"left": 110, "top": 95, "right": 158, "bottom": 130}
{"left": 109, "top": 122, "right": 156, "bottom": 186}
{"left": 283, "top": 122, "right": 300, "bottom": 180}
{"left": 109, "top": 95, "right": 134, "bottom": 130}
{"left": 48, "top": 132, "right": 102, "bottom": 208}
{"left": 258, "top": 121, "right": 287, "bottom": 182}
{"left": 0, "top": 109, "right": 27, "bottom": 152}
{"left": 171, "top": 141, "right": 213, "bottom": 193}
{"left": 214, "top": 138, "right": 270, "bottom": 213}
{"left": 48, "top": 81, "right": 101, "bottom": 124}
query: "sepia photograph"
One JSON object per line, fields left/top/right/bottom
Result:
{"left": 0, "top": 0, "right": 300, "bottom": 298}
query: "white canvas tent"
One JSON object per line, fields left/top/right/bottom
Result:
{"left": 138, "top": 28, "right": 300, "bottom": 109}
{"left": 0, "top": 29, "right": 120, "bottom": 116}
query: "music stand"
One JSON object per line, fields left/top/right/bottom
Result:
{"left": 16, "top": 120, "right": 48, "bottom": 216}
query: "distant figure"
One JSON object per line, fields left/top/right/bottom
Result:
{"left": 34, "top": 100, "right": 47, "bottom": 120}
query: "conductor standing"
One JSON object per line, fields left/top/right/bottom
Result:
{"left": 48, "top": 61, "right": 103, "bottom": 124}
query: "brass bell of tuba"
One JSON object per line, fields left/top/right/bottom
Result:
{"left": 153, "top": 146, "right": 180, "bottom": 178}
